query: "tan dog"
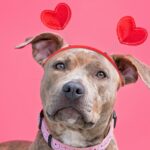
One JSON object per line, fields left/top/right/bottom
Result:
{"left": 0, "top": 32, "right": 150, "bottom": 150}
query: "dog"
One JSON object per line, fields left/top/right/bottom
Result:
{"left": 0, "top": 32, "right": 150, "bottom": 150}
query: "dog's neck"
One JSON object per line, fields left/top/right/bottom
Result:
{"left": 36, "top": 111, "right": 115, "bottom": 149}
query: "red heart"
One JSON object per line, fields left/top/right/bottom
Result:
{"left": 117, "top": 16, "right": 148, "bottom": 45}
{"left": 41, "top": 3, "right": 71, "bottom": 30}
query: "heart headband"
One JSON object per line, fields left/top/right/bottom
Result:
{"left": 40, "top": 3, "right": 148, "bottom": 46}
{"left": 42, "top": 45, "right": 124, "bottom": 86}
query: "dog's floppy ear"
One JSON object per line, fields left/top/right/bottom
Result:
{"left": 16, "top": 32, "right": 67, "bottom": 65}
{"left": 112, "top": 55, "right": 150, "bottom": 88}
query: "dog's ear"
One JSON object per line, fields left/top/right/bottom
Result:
{"left": 112, "top": 55, "right": 150, "bottom": 88}
{"left": 16, "top": 32, "right": 67, "bottom": 65}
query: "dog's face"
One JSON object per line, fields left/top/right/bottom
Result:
{"left": 41, "top": 48, "right": 120, "bottom": 128}
{"left": 16, "top": 32, "right": 150, "bottom": 130}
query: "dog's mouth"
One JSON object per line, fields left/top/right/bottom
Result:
{"left": 46, "top": 107, "right": 95, "bottom": 128}
{"left": 54, "top": 107, "right": 82, "bottom": 124}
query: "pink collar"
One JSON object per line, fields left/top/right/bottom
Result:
{"left": 39, "top": 111, "right": 116, "bottom": 150}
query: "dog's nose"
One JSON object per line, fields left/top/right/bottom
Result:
{"left": 63, "top": 82, "right": 85, "bottom": 100}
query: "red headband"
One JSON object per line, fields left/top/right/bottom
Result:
{"left": 43, "top": 45, "right": 124, "bottom": 86}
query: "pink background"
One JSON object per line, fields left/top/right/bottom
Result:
{"left": 0, "top": 0, "right": 150, "bottom": 149}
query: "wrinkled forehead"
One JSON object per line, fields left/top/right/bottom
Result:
{"left": 45, "top": 47, "right": 116, "bottom": 70}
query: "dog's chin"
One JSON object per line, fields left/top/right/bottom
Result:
{"left": 47, "top": 107, "right": 96, "bottom": 129}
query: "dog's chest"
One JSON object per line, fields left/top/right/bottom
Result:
{"left": 60, "top": 129, "right": 87, "bottom": 147}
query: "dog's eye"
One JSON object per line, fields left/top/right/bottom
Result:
{"left": 55, "top": 62, "right": 65, "bottom": 70}
{"left": 96, "top": 71, "right": 107, "bottom": 79}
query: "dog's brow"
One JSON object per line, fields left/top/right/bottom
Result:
{"left": 52, "top": 57, "right": 71, "bottom": 65}
{"left": 85, "top": 61, "right": 105, "bottom": 68}
{"left": 84, "top": 61, "right": 109, "bottom": 74}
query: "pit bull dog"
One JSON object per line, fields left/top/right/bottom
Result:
{"left": 0, "top": 32, "right": 150, "bottom": 150}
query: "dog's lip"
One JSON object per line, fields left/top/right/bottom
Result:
{"left": 54, "top": 106, "right": 81, "bottom": 117}
{"left": 46, "top": 106, "right": 80, "bottom": 116}
{"left": 46, "top": 106, "right": 83, "bottom": 124}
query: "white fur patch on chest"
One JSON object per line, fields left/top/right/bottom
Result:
{"left": 60, "top": 129, "right": 87, "bottom": 147}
